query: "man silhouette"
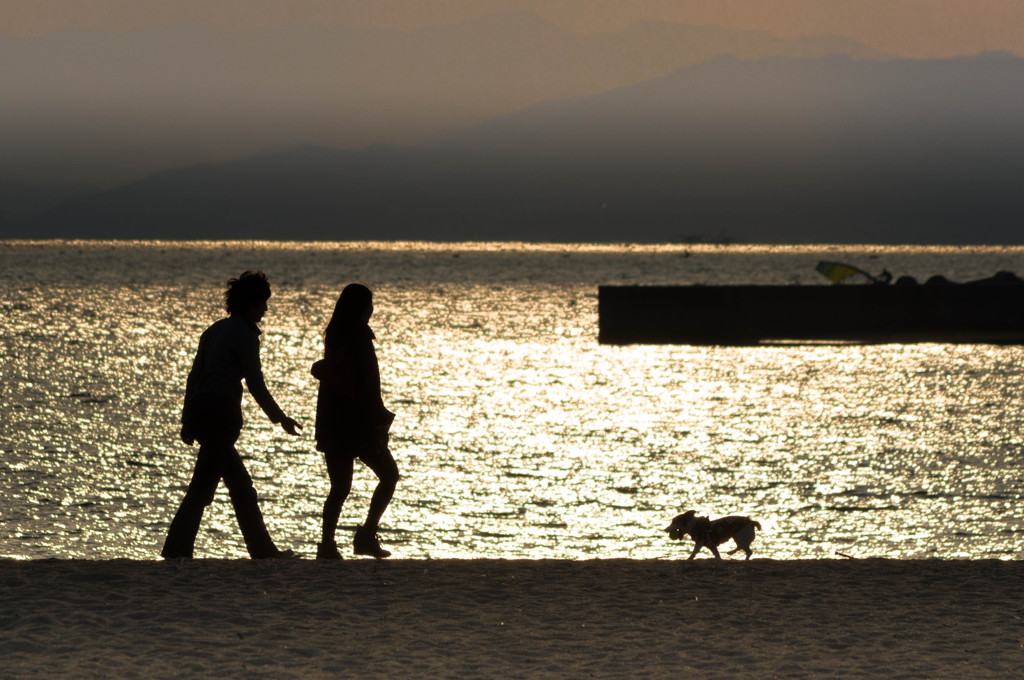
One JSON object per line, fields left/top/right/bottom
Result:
{"left": 162, "top": 270, "right": 302, "bottom": 559}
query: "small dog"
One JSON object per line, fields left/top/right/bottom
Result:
{"left": 664, "top": 510, "right": 761, "bottom": 560}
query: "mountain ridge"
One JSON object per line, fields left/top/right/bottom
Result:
{"left": 15, "top": 52, "right": 1024, "bottom": 244}
{"left": 1, "top": 13, "right": 890, "bottom": 188}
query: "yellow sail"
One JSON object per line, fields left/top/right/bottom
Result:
{"left": 815, "top": 261, "right": 873, "bottom": 284}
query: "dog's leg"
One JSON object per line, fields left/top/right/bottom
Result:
{"left": 687, "top": 542, "right": 703, "bottom": 560}
{"left": 726, "top": 542, "right": 752, "bottom": 558}
{"left": 708, "top": 544, "right": 722, "bottom": 560}
{"left": 733, "top": 525, "right": 755, "bottom": 560}
{"left": 727, "top": 543, "right": 752, "bottom": 559}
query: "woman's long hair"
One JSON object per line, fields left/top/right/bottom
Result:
{"left": 324, "top": 283, "right": 372, "bottom": 349}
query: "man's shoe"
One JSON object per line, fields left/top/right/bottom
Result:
{"left": 316, "top": 542, "right": 342, "bottom": 560}
{"left": 353, "top": 527, "right": 391, "bottom": 559}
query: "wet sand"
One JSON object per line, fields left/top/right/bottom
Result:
{"left": 1, "top": 558, "right": 1021, "bottom": 678}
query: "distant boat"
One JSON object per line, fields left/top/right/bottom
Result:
{"left": 598, "top": 265, "right": 1024, "bottom": 345}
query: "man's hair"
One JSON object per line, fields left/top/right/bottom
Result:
{"left": 224, "top": 270, "right": 271, "bottom": 314}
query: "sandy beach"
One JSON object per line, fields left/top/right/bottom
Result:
{"left": 1, "top": 558, "right": 1021, "bottom": 679}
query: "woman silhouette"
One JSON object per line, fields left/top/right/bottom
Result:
{"left": 313, "top": 283, "right": 398, "bottom": 559}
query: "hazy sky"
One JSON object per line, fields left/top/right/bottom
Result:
{"left": 3, "top": 0, "right": 1022, "bottom": 58}
{"left": 4, "top": 1, "right": 1023, "bottom": 241}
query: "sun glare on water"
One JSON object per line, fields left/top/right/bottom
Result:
{"left": 2, "top": 241, "right": 1023, "bottom": 560}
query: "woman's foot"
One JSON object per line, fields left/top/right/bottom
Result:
{"left": 316, "top": 541, "right": 342, "bottom": 560}
{"left": 353, "top": 526, "right": 391, "bottom": 559}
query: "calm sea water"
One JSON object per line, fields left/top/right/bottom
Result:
{"left": 2, "top": 241, "right": 1023, "bottom": 561}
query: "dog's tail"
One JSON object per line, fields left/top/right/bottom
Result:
{"left": 751, "top": 520, "right": 762, "bottom": 531}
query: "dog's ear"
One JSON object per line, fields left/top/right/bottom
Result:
{"left": 666, "top": 510, "right": 694, "bottom": 528}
